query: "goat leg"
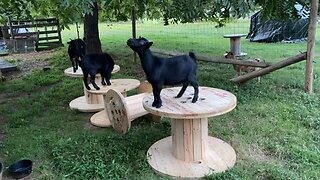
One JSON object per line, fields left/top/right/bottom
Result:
{"left": 152, "top": 84, "right": 162, "bottom": 108}
{"left": 71, "top": 58, "right": 77, "bottom": 73}
{"left": 105, "top": 71, "right": 112, "bottom": 86}
{"left": 100, "top": 74, "right": 106, "bottom": 86}
{"left": 75, "top": 60, "right": 78, "bottom": 72}
{"left": 175, "top": 83, "right": 188, "bottom": 98}
{"left": 106, "top": 80, "right": 111, "bottom": 86}
{"left": 83, "top": 72, "right": 91, "bottom": 90}
{"left": 189, "top": 80, "right": 199, "bottom": 103}
{"left": 192, "top": 86, "right": 199, "bottom": 103}
{"left": 89, "top": 74, "right": 100, "bottom": 90}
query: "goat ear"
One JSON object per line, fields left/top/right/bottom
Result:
{"left": 67, "top": 38, "right": 73, "bottom": 44}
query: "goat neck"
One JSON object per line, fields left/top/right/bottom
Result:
{"left": 137, "top": 48, "right": 155, "bottom": 75}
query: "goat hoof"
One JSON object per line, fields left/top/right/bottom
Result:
{"left": 86, "top": 86, "right": 91, "bottom": 90}
{"left": 192, "top": 99, "right": 197, "bottom": 103}
{"left": 152, "top": 102, "right": 156, "bottom": 107}
{"left": 101, "top": 82, "right": 106, "bottom": 86}
{"left": 95, "top": 87, "right": 100, "bottom": 90}
{"left": 152, "top": 102, "right": 162, "bottom": 108}
{"left": 155, "top": 104, "right": 162, "bottom": 108}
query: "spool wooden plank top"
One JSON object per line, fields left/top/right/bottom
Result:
{"left": 143, "top": 87, "right": 237, "bottom": 119}
{"left": 87, "top": 79, "right": 140, "bottom": 95}
{"left": 223, "top": 34, "right": 247, "bottom": 38}
{"left": 64, "top": 64, "right": 120, "bottom": 77}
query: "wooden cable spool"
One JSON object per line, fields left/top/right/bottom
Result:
{"left": 104, "top": 87, "right": 160, "bottom": 134}
{"left": 104, "top": 89, "right": 131, "bottom": 134}
{"left": 137, "top": 80, "right": 153, "bottom": 93}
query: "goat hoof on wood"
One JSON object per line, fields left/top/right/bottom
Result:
{"left": 192, "top": 98, "right": 197, "bottom": 103}
{"left": 153, "top": 103, "right": 162, "bottom": 108}
{"left": 152, "top": 101, "right": 162, "bottom": 108}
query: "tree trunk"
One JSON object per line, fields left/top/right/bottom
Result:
{"left": 84, "top": 2, "right": 102, "bottom": 54}
{"left": 132, "top": 7, "right": 137, "bottom": 63}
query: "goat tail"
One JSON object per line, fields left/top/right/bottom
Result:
{"left": 189, "top": 52, "right": 196, "bottom": 61}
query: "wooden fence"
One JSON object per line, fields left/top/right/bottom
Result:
{"left": 4, "top": 17, "right": 63, "bottom": 52}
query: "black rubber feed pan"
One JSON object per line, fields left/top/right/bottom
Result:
{"left": 8, "top": 159, "right": 32, "bottom": 179}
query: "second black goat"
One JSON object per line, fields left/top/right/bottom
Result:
{"left": 67, "top": 39, "right": 86, "bottom": 73}
{"left": 80, "top": 53, "right": 114, "bottom": 90}
{"left": 67, "top": 39, "right": 114, "bottom": 90}
{"left": 127, "top": 37, "right": 199, "bottom": 108}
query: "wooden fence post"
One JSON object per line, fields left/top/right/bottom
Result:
{"left": 7, "top": 16, "right": 14, "bottom": 40}
{"left": 7, "top": 16, "right": 17, "bottom": 52}
{"left": 304, "top": 0, "right": 319, "bottom": 93}
{"left": 57, "top": 19, "right": 62, "bottom": 44}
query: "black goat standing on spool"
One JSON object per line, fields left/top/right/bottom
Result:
{"left": 127, "top": 37, "right": 199, "bottom": 108}
{"left": 67, "top": 39, "right": 114, "bottom": 90}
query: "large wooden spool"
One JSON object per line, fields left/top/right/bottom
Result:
{"left": 143, "top": 86, "right": 237, "bottom": 178}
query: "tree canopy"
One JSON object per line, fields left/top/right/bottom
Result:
{"left": 1, "top": 0, "right": 317, "bottom": 27}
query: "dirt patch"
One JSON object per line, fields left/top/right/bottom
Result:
{"left": 1, "top": 50, "right": 56, "bottom": 80}
{"left": 247, "top": 143, "right": 271, "bottom": 162}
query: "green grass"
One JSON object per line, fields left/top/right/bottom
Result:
{"left": 0, "top": 19, "right": 319, "bottom": 179}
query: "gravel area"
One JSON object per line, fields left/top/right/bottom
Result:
{"left": 1, "top": 50, "right": 55, "bottom": 80}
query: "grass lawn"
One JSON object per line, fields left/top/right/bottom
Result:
{"left": 0, "top": 19, "right": 319, "bottom": 179}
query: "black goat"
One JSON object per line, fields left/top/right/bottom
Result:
{"left": 67, "top": 39, "right": 86, "bottom": 73}
{"left": 80, "top": 53, "right": 115, "bottom": 90}
{"left": 67, "top": 39, "right": 114, "bottom": 90}
{"left": 127, "top": 37, "right": 199, "bottom": 108}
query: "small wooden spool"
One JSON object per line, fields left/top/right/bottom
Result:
{"left": 104, "top": 89, "right": 131, "bottom": 134}
{"left": 137, "top": 80, "right": 153, "bottom": 93}
{"left": 90, "top": 80, "right": 160, "bottom": 128}
{"left": 69, "top": 78, "right": 139, "bottom": 113}
{"left": 223, "top": 34, "right": 247, "bottom": 57}
{"left": 104, "top": 89, "right": 159, "bottom": 134}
